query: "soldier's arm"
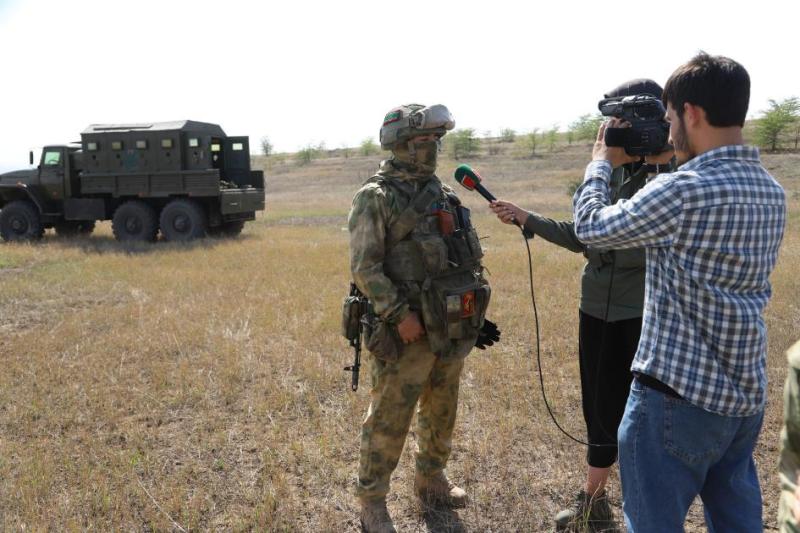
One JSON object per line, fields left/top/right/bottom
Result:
{"left": 347, "top": 185, "right": 409, "bottom": 323}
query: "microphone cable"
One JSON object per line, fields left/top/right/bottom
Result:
{"left": 520, "top": 227, "right": 617, "bottom": 448}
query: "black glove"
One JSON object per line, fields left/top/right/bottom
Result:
{"left": 474, "top": 319, "right": 500, "bottom": 350}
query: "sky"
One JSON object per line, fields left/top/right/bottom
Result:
{"left": 0, "top": 0, "right": 798, "bottom": 172}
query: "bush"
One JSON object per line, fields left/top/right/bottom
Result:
{"left": 500, "top": 128, "right": 516, "bottom": 143}
{"left": 296, "top": 144, "right": 320, "bottom": 165}
{"left": 566, "top": 178, "right": 582, "bottom": 197}
{"left": 448, "top": 128, "right": 479, "bottom": 160}
{"left": 360, "top": 137, "right": 379, "bottom": 156}
{"left": 569, "top": 114, "right": 604, "bottom": 142}
{"left": 515, "top": 128, "right": 539, "bottom": 158}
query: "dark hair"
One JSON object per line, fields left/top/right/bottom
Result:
{"left": 662, "top": 52, "right": 750, "bottom": 127}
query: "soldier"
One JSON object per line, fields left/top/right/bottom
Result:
{"left": 348, "top": 104, "right": 498, "bottom": 532}
{"left": 779, "top": 339, "right": 800, "bottom": 532}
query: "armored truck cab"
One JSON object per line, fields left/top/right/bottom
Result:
{"left": 0, "top": 120, "right": 265, "bottom": 242}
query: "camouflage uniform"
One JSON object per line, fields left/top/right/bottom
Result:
{"left": 349, "top": 157, "right": 485, "bottom": 501}
{"left": 779, "top": 339, "right": 800, "bottom": 532}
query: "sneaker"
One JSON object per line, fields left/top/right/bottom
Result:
{"left": 554, "top": 490, "right": 619, "bottom": 532}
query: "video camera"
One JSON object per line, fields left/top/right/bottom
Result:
{"left": 598, "top": 94, "right": 670, "bottom": 156}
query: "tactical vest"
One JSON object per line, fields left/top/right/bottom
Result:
{"left": 372, "top": 173, "right": 490, "bottom": 358}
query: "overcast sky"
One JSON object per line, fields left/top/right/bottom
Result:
{"left": 1, "top": 0, "right": 798, "bottom": 172}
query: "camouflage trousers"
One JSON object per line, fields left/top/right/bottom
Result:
{"left": 356, "top": 338, "right": 465, "bottom": 501}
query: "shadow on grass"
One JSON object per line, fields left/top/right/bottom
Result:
{"left": 422, "top": 507, "right": 466, "bottom": 533}
{"left": 42, "top": 233, "right": 259, "bottom": 255}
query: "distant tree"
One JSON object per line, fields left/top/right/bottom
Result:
{"left": 340, "top": 143, "right": 351, "bottom": 159}
{"left": 500, "top": 128, "right": 516, "bottom": 143}
{"left": 260, "top": 136, "right": 273, "bottom": 157}
{"left": 360, "top": 137, "right": 379, "bottom": 156}
{"left": 755, "top": 97, "right": 800, "bottom": 151}
{"left": 546, "top": 125, "right": 559, "bottom": 151}
{"left": 567, "top": 129, "right": 574, "bottom": 145}
{"left": 483, "top": 129, "right": 500, "bottom": 155}
{"left": 569, "top": 114, "right": 605, "bottom": 142}
{"left": 449, "top": 128, "right": 479, "bottom": 160}
{"left": 520, "top": 128, "right": 539, "bottom": 157}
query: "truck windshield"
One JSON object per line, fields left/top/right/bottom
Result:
{"left": 43, "top": 151, "right": 62, "bottom": 166}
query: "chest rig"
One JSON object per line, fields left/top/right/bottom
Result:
{"left": 374, "top": 173, "right": 491, "bottom": 358}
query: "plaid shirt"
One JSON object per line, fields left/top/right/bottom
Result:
{"left": 573, "top": 145, "right": 786, "bottom": 416}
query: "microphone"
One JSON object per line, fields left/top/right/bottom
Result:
{"left": 454, "top": 164, "right": 496, "bottom": 202}
{"left": 454, "top": 164, "right": 529, "bottom": 234}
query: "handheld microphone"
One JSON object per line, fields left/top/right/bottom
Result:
{"left": 454, "top": 164, "right": 529, "bottom": 233}
{"left": 454, "top": 164, "right": 496, "bottom": 202}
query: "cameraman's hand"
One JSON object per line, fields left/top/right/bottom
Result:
{"left": 397, "top": 311, "right": 425, "bottom": 344}
{"left": 645, "top": 146, "right": 675, "bottom": 166}
{"left": 593, "top": 118, "right": 640, "bottom": 168}
{"left": 490, "top": 200, "right": 528, "bottom": 226}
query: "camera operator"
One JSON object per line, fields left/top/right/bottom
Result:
{"left": 492, "top": 79, "right": 668, "bottom": 532}
{"left": 573, "top": 53, "right": 786, "bottom": 532}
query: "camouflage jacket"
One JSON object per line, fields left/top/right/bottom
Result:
{"left": 779, "top": 339, "right": 800, "bottom": 532}
{"left": 347, "top": 159, "right": 453, "bottom": 323}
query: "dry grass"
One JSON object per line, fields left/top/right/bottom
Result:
{"left": 0, "top": 142, "right": 797, "bottom": 531}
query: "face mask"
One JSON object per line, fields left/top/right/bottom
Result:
{"left": 410, "top": 140, "right": 439, "bottom": 175}
{"left": 391, "top": 139, "right": 440, "bottom": 177}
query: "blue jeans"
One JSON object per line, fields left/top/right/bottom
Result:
{"left": 618, "top": 377, "right": 764, "bottom": 532}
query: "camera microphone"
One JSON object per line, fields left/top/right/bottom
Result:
{"left": 453, "top": 164, "right": 496, "bottom": 202}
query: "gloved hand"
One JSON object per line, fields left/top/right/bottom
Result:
{"left": 474, "top": 319, "right": 500, "bottom": 350}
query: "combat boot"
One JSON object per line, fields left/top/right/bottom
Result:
{"left": 414, "top": 470, "right": 468, "bottom": 509}
{"left": 554, "top": 490, "right": 619, "bottom": 532}
{"left": 359, "top": 498, "right": 397, "bottom": 533}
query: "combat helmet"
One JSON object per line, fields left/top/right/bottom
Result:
{"left": 379, "top": 104, "right": 455, "bottom": 150}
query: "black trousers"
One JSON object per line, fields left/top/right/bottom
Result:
{"left": 578, "top": 311, "right": 642, "bottom": 468}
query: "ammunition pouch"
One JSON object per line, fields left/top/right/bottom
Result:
{"left": 363, "top": 314, "right": 403, "bottom": 362}
{"left": 421, "top": 269, "right": 490, "bottom": 358}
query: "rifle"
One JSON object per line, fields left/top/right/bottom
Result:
{"left": 341, "top": 282, "right": 370, "bottom": 391}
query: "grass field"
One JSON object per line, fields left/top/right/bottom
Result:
{"left": 0, "top": 140, "right": 798, "bottom": 531}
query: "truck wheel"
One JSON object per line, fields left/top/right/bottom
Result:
{"left": 210, "top": 220, "right": 245, "bottom": 238}
{"left": 112, "top": 201, "right": 158, "bottom": 242}
{"left": 159, "top": 199, "right": 207, "bottom": 241}
{"left": 55, "top": 221, "right": 96, "bottom": 237}
{"left": 0, "top": 200, "right": 44, "bottom": 242}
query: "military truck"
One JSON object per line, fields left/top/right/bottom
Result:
{"left": 0, "top": 120, "right": 265, "bottom": 242}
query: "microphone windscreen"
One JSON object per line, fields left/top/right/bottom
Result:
{"left": 454, "top": 164, "right": 481, "bottom": 191}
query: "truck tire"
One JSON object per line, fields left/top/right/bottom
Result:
{"left": 159, "top": 199, "right": 207, "bottom": 242}
{"left": 209, "top": 220, "right": 245, "bottom": 238}
{"left": 55, "top": 220, "right": 96, "bottom": 237}
{"left": 0, "top": 200, "right": 44, "bottom": 242}
{"left": 112, "top": 201, "right": 158, "bottom": 242}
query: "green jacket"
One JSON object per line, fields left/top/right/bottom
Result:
{"left": 779, "top": 340, "right": 800, "bottom": 532}
{"left": 522, "top": 165, "right": 648, "bottom": 322}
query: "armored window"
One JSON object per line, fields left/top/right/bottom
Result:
{"left": 210, "top": 143, "right": 221, "bottom": 152}
{"left": 188, "top": 138, "right": 199, "bottom": 148}
{"left": 136, "top": 140, "right": 147, "bottom": 149}
{"left": 43, "top": 151, "right": 61, "bottom": 166}
{"left": 111, "top": 141, "right": 123, "bottom": 150}
{"left": 161, "top": 139, "right": 173, "bottom": 149}
{"left": 87, "top": 142, "right": 98, "bottom": 151}
{"left": 232, "top": 143, "right": 244, "bottom": 151}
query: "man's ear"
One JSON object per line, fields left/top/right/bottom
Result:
{"left": 683, "top": 102, "right": 706, "bottom": 128}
